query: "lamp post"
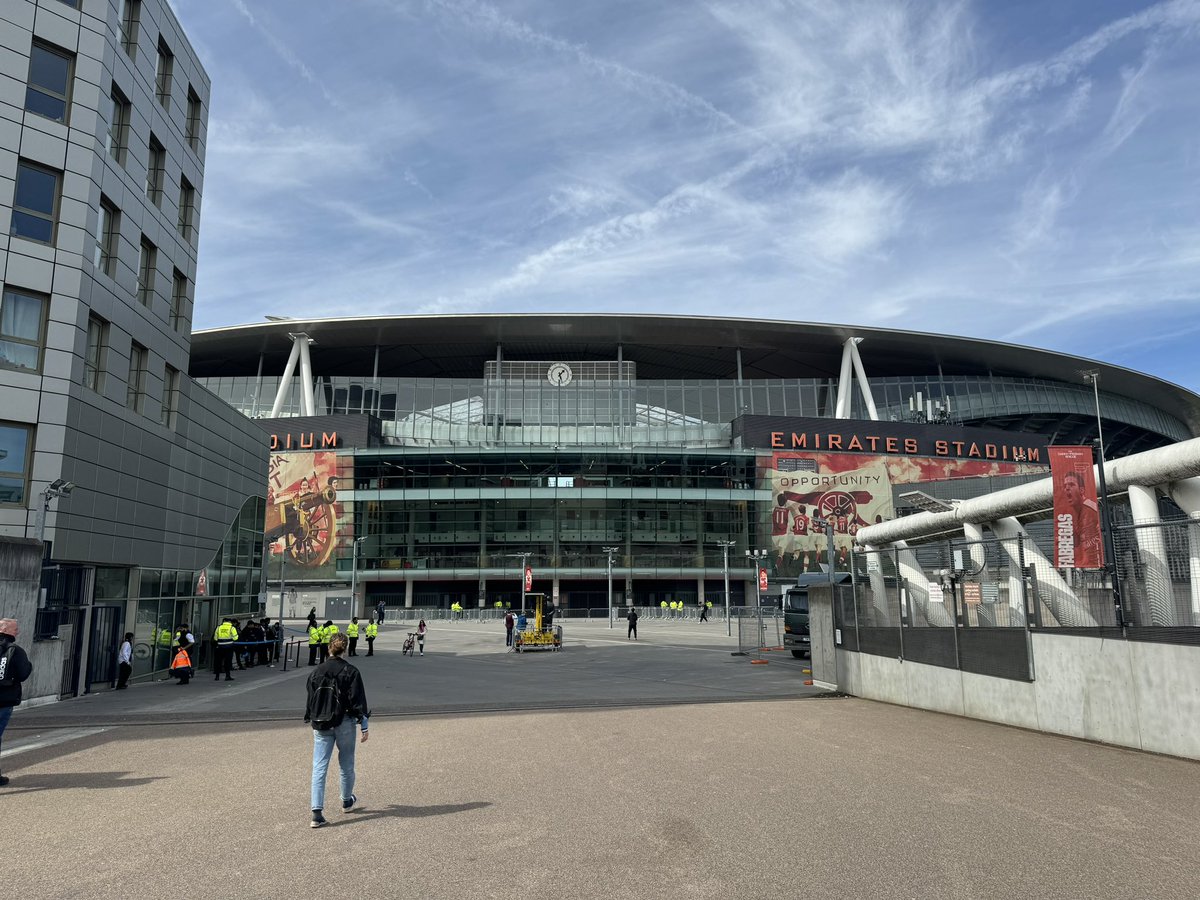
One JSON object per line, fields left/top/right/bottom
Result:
{"left": 505, "top": 551, "right": 532, "bottom": 615}
{"left": 746, "top": 548, "right": 768, "bottom": 649}
{"left": 603, "top": 546, "right": 620, "bottom": 629}
{"left": 1081, "top": 371, "right": 1125, "bottom": 627}
{"left": 278, "top": 545, "right": 287, "bottom": 642}
{"left": 350, "top": 536, "right": 367, "bottom": 617}
{"left": 717, "top": 540, "right": 736, "bottom": 636}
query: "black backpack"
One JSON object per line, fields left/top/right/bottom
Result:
{"left": 306, "top": 668, "right": 345, "bottom": 731}
{"left": 0, "top": 645, "right": 15, "bottom": 687}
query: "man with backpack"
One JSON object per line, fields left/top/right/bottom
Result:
{"left": 504, "top": 610, "right": 515, "bottom": 647}
{"left": 0, "top": 618, "right": 34, "bottom": 786}
{"left": 304, "top": 633, "right": 370, "bottom": 828}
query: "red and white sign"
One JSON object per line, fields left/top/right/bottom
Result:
{"left": 1049, "top": 446, "right": 1104, "bottom": 569}
{"left": 195, "top": 569, "right": 208, "bottom": 597}
{"left": 524, "top": 566, "right": 533, "bottom": 592}
{"left": 758, "top": 568, "right": 769, "bottom": 591}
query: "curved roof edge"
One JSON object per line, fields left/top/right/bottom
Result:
{"left": 190, "top": 314, "right": 1200, "bottom": 431}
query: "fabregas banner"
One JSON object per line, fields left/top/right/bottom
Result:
{"left": 1049, "top": 446, "right": 1104, "bottom": 569}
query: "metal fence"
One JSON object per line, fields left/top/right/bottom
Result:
{"left": 736, "top": 609, "right": 782, "bottom": 657}
{"left": 850, "top": 537, "right": 1034, "bottom": 681}
{"left": 846, "top": 519, "right": 1200, "bottom": 680}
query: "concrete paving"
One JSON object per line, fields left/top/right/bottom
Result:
{"left": 3, "top": 618, "right": 1199, "bottom": 899}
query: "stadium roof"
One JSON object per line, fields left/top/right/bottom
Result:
{"left": 191, "top": 314, "right": 1200, "bottom": 431}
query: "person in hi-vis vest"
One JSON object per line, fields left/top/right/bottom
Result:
{"left": 308, "top": 621, "right": 321, "bottom": 666}
{"left": 365, "top": 619, "right": 378, "bottom": 656}
{"left": 346, "top": 617, "right": 360, "bottom": 656}
{"left": 213, "top": 618, "right": 238, "bottom": 681}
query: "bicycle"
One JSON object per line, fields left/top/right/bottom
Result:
{"left": 402, "top": 632, "right": 417, "bottom": 656}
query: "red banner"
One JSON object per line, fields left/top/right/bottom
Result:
{"left": 1049, "top": 446, "right": 1104, "bottom": 569}
{"left": 524, "top": 566, "right": 533, "bottom": 592}
{"left": 758, "top": 568, "right": 769, "bottom": 591}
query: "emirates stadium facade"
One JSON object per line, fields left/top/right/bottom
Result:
{"left": 189, "top": 315, "right": 1200, "bottom": 613}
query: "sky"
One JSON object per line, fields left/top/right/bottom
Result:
{"left": 169, "top": 0, "right": 1200, "bottom": 391}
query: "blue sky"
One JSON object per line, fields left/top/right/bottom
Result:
{"left": 170, "top": 0, "right": 1200, "bottom": 391}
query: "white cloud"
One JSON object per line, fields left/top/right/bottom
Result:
{"left": 173, "top": 0, "right": 1200, "bottom": 390}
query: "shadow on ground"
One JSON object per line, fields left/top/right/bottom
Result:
{"left": 339, "top": 800, "right": 492, "bottom": 824}
{"left": 0, "top": 771, "right": 167, "bottom": 795}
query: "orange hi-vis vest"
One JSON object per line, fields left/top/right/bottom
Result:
{"left": 171, "top": 648, "right": 192, "bottom": 671}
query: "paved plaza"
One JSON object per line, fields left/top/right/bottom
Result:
{"left": 4, "top": 619, "right": 1199, "bottom": 899}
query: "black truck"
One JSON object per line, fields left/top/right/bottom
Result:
{"left": 782, "top": 572, "right": 851, "bottom": 658}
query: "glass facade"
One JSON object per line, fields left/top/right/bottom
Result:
{"left": 201, "top": 373, "right": 1190, "bottom": 453}
{"left": 197, "top": 341, "right": 1195, "bottom": 614}
{"left": 113, "top": 495, "right": 265, "bottom": 680}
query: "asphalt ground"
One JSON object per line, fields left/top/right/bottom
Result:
{"left": 3, "top": 619, "right": 1199, "bottom": 899}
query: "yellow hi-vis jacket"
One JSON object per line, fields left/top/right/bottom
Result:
{"left": 346, "top": 622, "right": 359, "bottom": 638}
{"left": 215, "top": 622, "right": 238, "bottom": 644}
{"left": 365, "top": 623, "right": 378, "bottom": 638}
{"left": 308, "top": 626, "right": 321, "bottom": 645}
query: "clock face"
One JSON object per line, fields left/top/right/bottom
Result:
{"left": 547, "top": 363, "right": 573, "bottom": 386}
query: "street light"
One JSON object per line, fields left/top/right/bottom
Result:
{"left": 716, "top": 540, "right": 736, "bottom": 636}
{"left": 504, "top": 551, "right": 532, "bottom": 615}
{"left": 1081, "top": 370, "right": 1124, "bottom": 627}
{"left": 603, "top": 546, "right": 620, "bottom": 629}
{"left": 350, "top": 536, "right": 367, "bottom": 615}
{"left": 746, "top": 548, "right": 768, "bottom": 648}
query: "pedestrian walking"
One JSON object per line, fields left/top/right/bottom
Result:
{"left": 305, "top": 634, "right": 370, "bottom": 828}
{"left": 0, "top": 618, "right": 34, "bottom": 786}
{"left": 214, "top": 618, "right": 237, "bottom": 681}
{"left": 347, "top": 617, "right": 360, "bottom": 656}
{"left": 627, "top": 608, "right": 638, "bottom": 640}
{"left": 376, "top": 600, "right": 386, "bottom": 626}
{"left": 116, "top": 632, "right": 133, "bottom": 688}
{"left": 504, "top": 610, "right": 514, "bottom": 647}
{"left": 365, "top": 619, "right": 378, "bottom": 656}
{"left": 416, "top": 619, "right": 427, "bottom": 656}
{"left": 699, "top": 602, "right": 709, "bottom": 623}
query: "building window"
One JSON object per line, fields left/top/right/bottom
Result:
{"left": 0, "top": 423, "right": 33, "bottom": 506}
{"left": 84, "top": 314, "right": 108, "bottom": 392}
{"left": 186, "top": 86, "right": 202, "bottom": 151}
{"left": 137, "top": 237, "right": 157, "bottom": 307}
{"left": 26, "top": 41, "right": 74, "bottom": 123}
{"left": 120, "top": 0, "right": 140, "bottom": 58}
{"left": 155, "top": 37, "right": 173, "bottom": 109}
{"left": 106, "top": 83, "right": 131, "bottom": 166}
{"left": 127, "top": 342, "right": 148, "bottom": 412}
{"left": 146, "top": 135, "right": 166, "bottom": 206}
{"left": 11, "top": 160, "right": 61, "bottom": 244}
{"left": 0, "top": 287, "right": 48, "bottom": 373}
{"left": 57, "top": 0, "right": 80, "bottom": 7}
{"left": 95, "top": 197, "right": 120, "bottom": 277}
{"left": 177, "top": 176, "right": 195, "bottom": 241}
{"left": 161, "top": 365, "right": 180, "bottom": 428}
{"left": 170, "top": 269, "right": 189, "bottom": 332}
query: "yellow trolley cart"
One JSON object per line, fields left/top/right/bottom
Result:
{"left": 513, "top": 594, "right": 563, "bottom": 653}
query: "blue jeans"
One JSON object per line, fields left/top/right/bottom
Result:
{"left": 311, "top": 718, "right": 357, "bottom": 811}
{"left": 0, "top": 705, "right": 12, "bottom": 748}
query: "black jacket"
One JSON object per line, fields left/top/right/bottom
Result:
{"left": 304, "top": 656, "right": 370, "bottom": 728}
{"left": 0, "top": 638, "right": 33, "bottom": 708}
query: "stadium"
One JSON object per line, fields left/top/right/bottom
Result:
{"left": 189, "top": 314, "right": 1200, "bottom": 613}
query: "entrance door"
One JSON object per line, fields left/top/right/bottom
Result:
{"left": 326, "top": 595, "right": 352, "bottom": 620}
{"left": 86, "top": 605, "right": 123, "bottom": 690}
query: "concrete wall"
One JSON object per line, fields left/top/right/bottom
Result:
{"left": 833, "top": 632, "right": 1200, "bottom": 760}
{"left": 0, "top": 537, "right": 67, "bottom": 704}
